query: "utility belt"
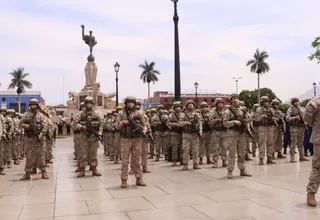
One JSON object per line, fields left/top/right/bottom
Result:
{"left": 183, "top": 130, "right": 198, "bottom": 134}
{"left": 170, "top": 127, "right": 182, "bottom": 133}
{"left": 212, "top": 127, "right": 227, "bottom": 132}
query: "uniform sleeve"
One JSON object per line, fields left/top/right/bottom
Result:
{"left": 73, "top": 112, "right": 83, "bottom": 130}
{"left": 196, "top": 113, "right": 203, "bottom": 132}
{"left": 223, "top": 109, "right": 236, "bottom": 128}
{"left": 0, "top": 119, "right": 3, "bottom": 138}
{"left": 286, "top": 106, "right": 295, "bottom": 122}
{"left": 8, "top": 118, "right": 14, "bottom": 136}
{"left": 178, "top": 113, "right": 190, "bottom": 127}
{"left": 254, "top": 107, "right": 263, "bottom": 122}
{"left": 116, "top": 111, "right": 123, "bottom": 130}
{"left": 97, "top": 115, "right": 103, "bottom": 136}
{"left": 303, "top": 99, "right": 318, "bottom": 126}
{"left": 40, "top": 115, "right": 49, "bottom": 135}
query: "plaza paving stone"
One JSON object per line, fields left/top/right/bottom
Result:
{"left": 0, "top": 137, "right": 319, "bottom": 220}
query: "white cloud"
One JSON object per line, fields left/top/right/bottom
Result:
{"left": 0, "top": 0, "right": 320, "bottom": 105}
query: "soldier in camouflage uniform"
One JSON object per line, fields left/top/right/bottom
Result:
{"left": 251, "top": 104, "right": 260, "bottom": 157}
{"left": 199, "top": 102, "right": 213, "bottom": 165}
{"left": 210, "top": 98, "right": 228, "bottom": 168}
{"left": 286, "top": 98, "right": 309, "bottom": 163}
{"left": 168, "top": 101, "right": 183, "bottom": 166}
{"left": 148, "top": 108, "right": 157, "bottom": 159}
{"left": 254, "top": 96, "right": 276, "bottom": 165}
{"left": 73, "top": 96, "right": 103, "bottom": 177}
{"left": 42, "top": 110, "right": 55, "bottom": 165}
{"left": 102, "top": 111, "right": 113, "bottom": 156}
{"left": 0, "top": 110, "right": 5, "bottom": 175}
{"left": 271, "top": 99, "right": 286, "bottom": 159}
{"left": 1, "top": 108, "right": 14, "bottom": 168}
{"left": 9, "top": 109, "right": 21, "bottom": 165}
{"left": 179, "top": 100, "right": 202, "bottom": 170}
{"left": 303, "top": 97, "right": 320, "bottom": 207}
{"left": 14, "top": 112, "right": 23, "bottom": 160}
{"left": 151, "top": 105, "right": 169, "bottom": 161}
{"left": 116, "top": 96, "right": 147, "bottom": 188}
{"left": 223, "top": 94, "right": 252, "bottom": 179}
{"left": 20, "top": 98, "right": 49, "bottom": 180}
{"left": 73, "top": 102, "right": 85, "bottom": 172}
{"left": 112, "top": 106, "right": 122, "bottom": 164}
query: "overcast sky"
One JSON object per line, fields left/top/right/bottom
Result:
{"left": 0, "top": 0, "right": 319, "bottom": 105}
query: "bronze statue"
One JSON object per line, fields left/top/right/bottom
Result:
{"left": 81, "top": 24, "right": 97, "bottom": 56}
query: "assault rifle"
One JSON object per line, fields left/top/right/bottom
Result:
{"left": 229, "top": 107, "right": 254, "bottom": 139}
{"left": 46, "top": 134, "right": 56, "bottom": 148}
{"left": 127, "top": 116, "right": 155, "bottom": 144}
{"left": 190, "top": 120, "right": 201, "bottom": 137}
{"left": 161, "top": 119, "right": 171, "bottom": 131}
{"left": 86, "top": 121, "right": 103, "bottom": 144}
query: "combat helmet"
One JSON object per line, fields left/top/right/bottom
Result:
{"left": 157, "top": 105, "right": 165, "bottom": 110}
{"left": 271, "top": 99, "right": 280, "bottom": 105}
{"left": 260, "top": 96, "right": 269, "bottom": 104}
{"left": 173, "top": 101, "right": 182, "bottom": 108}
{"left": 80, "top": 102, "right": 85, "bottom": 107}
{"left": 0, "top": 107, "right": 6, "bottom": 113}
{"left": 116, "top": 106, "right": 123, "bottom": 111}
{"left": 200, "top": 102, "right": 208, "bottom": 108}
{"left": 84, "top": 96, "right": 94, "bottom": 103}
{"left": 239, "top": 101, "right": 245, "bottom": 106}
{"left": 253, "top": 103, "right": 260, "bottom": 109}
{"left": 145, "top": 109, "right": 151, "bottom": 114}
{"left": 228, "top": 93, "right": 239, "bottom": 102}
{"left": 135, "top": 100, "right": 141, "bottom": 106}
{"left": 150, "top": 108, "right": 157, "bottom": 113}
{"left": 215, "top": 98, "right": 224, "bottom": 105}
{"left": 29, "top": 98, "right": 40, "bottom": 106}
{"left": 124, "top": 96, "right": 136, "bottom": 104}
{"left": 185, "top": 99, "right": 195, "bottom": 107}
{"left": 163, "top": 109, "right": 168, "bottom": 114}
{"left": 291, "top": 97, "right": 299, "bottom": 104}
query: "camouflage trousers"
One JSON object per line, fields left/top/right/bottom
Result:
{"left": 73, "top": 133, "right": 81, "bottom": 160}
{"left": 0, "top": 142, "right": 4, "bottom": 169}
{"left": 12, "top": 137, "right": 20, "bottom": 160}
{"left": 273, "top": 128, "right": 283, "bottom": 152}
{"left": 258, "top": 126, "right": 274, "bottom": 159}
{"left": 252, "top": 126, "right": 259, "bottom": 152}
{"left": 20, "top": 136, "right": 26, "bottom": 157}
{"left": 290, "top": 127, "right": 304, "bottom": 156}
{"left": 4, "top": 139, "right": 12, "bottom": 164}
{"left": 131, "top": 139, "right": 148, "bottom": 168}
{"left": 112, "top": 132, "right": 120, "bottom": 157}
{"left": 78, "top": 134, "right": 99, "bottom": 168}
{"left": 155, "top": 132, "right": 167, "bottom": 157}
{"left": 182, "top": 133, "right": 199, "bottom": 165}
{"left": 120, "top": 137, "right": 142, "bottom": 180}
{"left": 306, "top": 144, "right": 320, "bottom": 193}
{"left": 171, "top": 132, "right": 182, "bottom": 162}
{"left": 24, "top": 137, "right": 46, "bottom": 172}
{"left": 46, "top": 139, "right": 53, "bottom": 161}
{"left": 102, "top": 132, "right": 109, "bottom": 154}
{"left": 105, "top": 132, "right": 114, "bottom": 155}
{"left": 245, "top": 135, "right": 251, "bottom": 154}
{"left": 212, "top": 131, "right": 227, "bottom": 162}
{"left": 149, "top": 132, "right": 155, "bottom": 156}
{"left": 199, "top": 132, "right": 212, "bottom": 158}
{"left": 226, "top": 130, "right": 246, "bottom": 172}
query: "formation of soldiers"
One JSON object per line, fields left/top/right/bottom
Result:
{"left": 0, "top": 98, "right": 55, "bottom": 180}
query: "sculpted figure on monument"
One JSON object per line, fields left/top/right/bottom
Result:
{"left": 67, "top": 92, "right": 79, "bottom": 107}
{"left": 81, "top": 24, "right": 97, "bottom": 56}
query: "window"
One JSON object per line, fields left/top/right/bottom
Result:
{"left": 164, "top": 98, "right": 168, "bottom": 102}
{"left": 204, "top": 98, "right": 207, "bottom": 102}
{"left": 211, "top": 98, "right": 215, "bottom": 102}
{"left": 2, "top": 98, "right": 6, "bottom": 102}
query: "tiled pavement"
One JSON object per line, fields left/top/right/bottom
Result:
{"left": 0, "top": 137, "right": 319, "bottom": 220}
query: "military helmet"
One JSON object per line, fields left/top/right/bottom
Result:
{"left": 253, "top": 103, "right": 260, "bottom": 109}
{"left": 228, "top": 93, "right": 239, "bottom": 102}
{"left": 150, "top": 108, "right": 157, "bottom": 113}
{"left": 80, "top": 102, "right": 85, "bottom": 107}
{"left": 0, "top": 107, "right": 7, "bottom": 112}
{"left": 163, "top": 109, "right": 168, "bottom": 114}
{"left": 124, "top": 96, "right": 136, "bottom": 103}
{"left": 185, "top": 99, "right": 195, "bottom": 107}
{"left": 15, "top": 112, "right": 19, "bottom": 116}
{"left": 215, "top": 98, "right": 224, "bottom": 104}
{"left": 145, "top": 109, "right": 151, "bottom": 113}
{"left": 200, "top": 102, "right": 208, "bottom": 108}
{"left": 271, "top": 99, "right": 280, "bottom": 105}
{"left": 116, "top": 106, "right": 122, "bottom": 110}
{"left": 260, "top": 96, "right": 269, "bottom": 103}
{"left": 7, "top": 109, "right": 14, "bottom": 114}
{"left": 84, "top": 96, "right": 94, "bottom": 103}
{"left": 239, "top": 101, "right": 245, "bottom": 106}
{"left": 173, "top": 101, "right": 182, "bottom": 108}
{"left": 157, "top": 105, "right": 165, "bottom": 110}
{"left": 135, "top": 100, "right": 141, "bottom": 105}
{"left": 291, "top": 97, "right": 299, "bottom": 104}
{"left": 29, "top": 98, "right": 39, "bottom": 105}
{"left": 169, "top": 109, "right": 174, "bottom": 113}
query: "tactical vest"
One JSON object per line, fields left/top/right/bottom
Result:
{"left": 289, "top": 107, "right": 304, "bottom": 127}
{"left": 154, "top": 114, "right": 168, "bottom": 132}
{"left": 25, "top": 114, "right": 43, "bottom": 137}
{"left": 170, "top": 112, "right": 182, "bottom": 133}
{"left": 182, "top": 112, "right": 199, "bottom": 134}
{"left": 201, "top": 113, "right": 211, "bottom": 132}
{"left": 120, "top": 110, "right": 141, "bottom": 138}
{"left": 79, "top": 111, "right": 100, "bottom": 134}
{"left": 212, "top": 109, "right": 226, "bottom": 131}
{"left": 228, "top": 107, "right": 243, "bottom": 132}
{"left": 259, "top": 107, "right": 274, "bottom": 126}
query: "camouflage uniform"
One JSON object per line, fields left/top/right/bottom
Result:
{"left": 168, "top": 102, "right": 183, "bottom": 166}
{"left": 254, "top": 96, "right": 276, "bottom": 165}
{"left": 14, "top": 113, "right": 23, "bottom": 160}
{"left": 148, "top": 108, "right": 157, "bottom": 158}
{"left": 198, "top": 102, "right": 212, "bottom": 164}
{"left": 286, "top": 98, "right": 309, "bottom": 162}
{"left": 10, "top": 110, "right": 21, "bottom": 164}
{"left": 251, "top": 104, "right": 260, "bottom": 157}
{"left": 102, "top": 112, "right": 113, "bottom": 156}
{"left": 73, "top": 96, "right": 103, "bottom": 177}
{"left": 116, "top": 96, "right": 147, "bottom": 188}
{"left": 73, "top": 102, "right": 85, "bottom": 163}
{"left": 20, "top": 98, "right": 49, "bottom": 180}
{"left": 271, "top": 99, "right": 286, "bottom": 159}
{"left": 46, "top": 117, "right": 55, "bottom": 164}
{"left": 112, "top": 106, "right": 122, "bottom": 164}
{"left": 1, "top": 108, "right": 14, "bottom": 168}
{"left": 179, "top": 100, "right": 202, "bottom": 170}
{"left": 0, "top": 112, "right": 5, "bottom": 175}
{"left": 303, "top": 97, "right": 320, "bottom": 207}
{"left": 210, "top": 98, "right": 228, "bottom": 168}
{"left": 151, "top": 105, "right": 169, "bottom": 161}
{"left": 223, "top": 94, "right": 252, "bottom": 179}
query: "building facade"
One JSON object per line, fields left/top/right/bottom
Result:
{"left": 0, "top": 91, "right": 44, "bottom": 113}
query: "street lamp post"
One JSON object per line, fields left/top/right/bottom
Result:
{"left": 313, "top": 82, "right": 317, "bottom": 97}
{"left": 171, "top": 0, "right": 181, "bottom": 101}
{"left": 194, "top": 82, "right": 199, "bottom": 109}
{"left": 232, "top": 77, "right": 242, "bottom": 94}
{"left": 114, "top": 62, "right": 120, "bottom": 107}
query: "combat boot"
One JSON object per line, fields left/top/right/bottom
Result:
{"left": 20, "top": 172, "right": 31, "bottom": 181}
{"left": 212, "top": 162, "right": 218, "bottom": 168}
{"left": 193, "top": 163, "right": 201, "bottom": 169}
{"left": 240, "top": 169, "right": 252, "bottom": 177}
{"left": 227, "top": 171, "right": 233, "bottom": 179}
{"left": 207, "top": 156, "right": 212, "bottom": 164}
{"left": 77, "top": 168, "right": 85, "bottom": 178}
{"left": 114, "top": 156, "right": 119, "bottom": 164}
{"left": 290, "top": 154, "right": 295, "bottom": 163}
{"left": 307, "top": 192, "right": 317, "bottom": 207}
{"left": 252, "top": 151, "right": 256, "bottom": 157}
{"left": 182, "top": 164, "right": 188, "bottom": 171}
{"left": 91, "top": 167, "right": 102, "bottom": 176}
{"left": 129, "top": 169, "right": 134, "bottom": 175}
{"left": 121, "top": 179, "right": 127, "bottom": 188}
{"left": 300, "top": 154, "right": 309, "bottom": 162}
{"left": 14, "top": 160, "right": 20, "bottom": 165}
{"left": 222, "top": 160, "right": 228, "bottom": 167}
{"left": 0, "top": 168, "right": 5, "bottom": 175}
{"left": 199, "top": 157, "right": 203, "bottom": 165}
{"left": 245, "top": 154, "right": 252, "bottom": 161}
{"left": 277, "top": 151, "right": 286, "bottom": 159}
{"left": 142, "top": 167, "right": 151, "bottom": 173}
{"left": 136, "top": 178, "right": 147, "bottom": 186}
{"left": 7, "top": 162, "right": 12, "bottom": 168}
{"left": 267, "top": 157, "right": 276, "bottom": 164}
{"left": 41, "top": 170, "right": 49, "bottom": 179}
{"left": 259, "top": 159, "right": 264, "bottom": 165}
{"left": 75, "top": 166, "right": 81, "bottom": 172}
{"left": 31, "top": 168, "right": 37, "bottom": 174}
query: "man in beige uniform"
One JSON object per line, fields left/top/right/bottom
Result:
{"left": 271, "top": 99, "right": 286, "bottom": 159}
{"left": 199, "top": 102, "right": 213, "bottom": 165}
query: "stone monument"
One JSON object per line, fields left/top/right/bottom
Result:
{"left": 63, "top": 25, "right": 116, "bottom": 117}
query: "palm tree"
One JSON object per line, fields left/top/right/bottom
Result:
{"left": 139, "top": 60, "right": 160, "bottom": 108}
{"left": 8, "top": 67, "right": 33, "bottom": 113}
{"left": 246, "top": 48, "right": 270, "bottom": 103}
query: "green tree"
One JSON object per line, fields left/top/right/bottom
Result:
{"left": 308, "top": 37, "right": 320, "bottom": 63}
{"left": 8, "top": 67, "right": 33, "bottom": 113}
{"left": 139, "top": 60, "right": 160, "bottom": 108}
{"left": 279, "top": 103, "right": 289, "bottom": 113}
{"left": 239, "top": 87, "right": 280, "bottom": 108}
{"left": 246, "top": 48, "right": 270, "bottom": 103}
